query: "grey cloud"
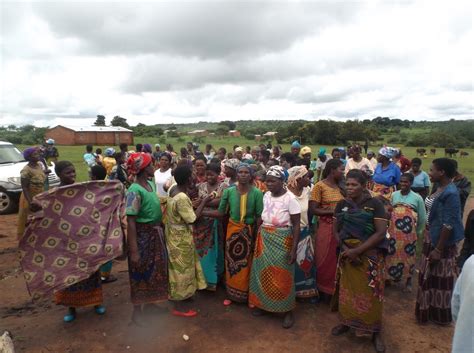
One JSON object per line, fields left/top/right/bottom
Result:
{"left": 32, "top": 2, "right": 359, "bottom": 59}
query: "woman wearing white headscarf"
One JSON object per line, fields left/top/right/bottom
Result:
{"left": 371, "top": 146, "right": 401, "bottom": 200}
{"left": 287, "top": 166, "right": 318, "bottom": 300}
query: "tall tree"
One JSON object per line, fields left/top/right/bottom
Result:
{"left": 110, "top": 116, "right": 130, "bottom": 128}
{"left": 94, "top": 115, "right": 106, "bottom": 126}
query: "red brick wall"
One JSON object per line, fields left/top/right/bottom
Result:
{"left": 74, "top": 132, "right": 96, "bottom": 145}
{"left": 45, "top": 126, "right": 75, "bottom": 145}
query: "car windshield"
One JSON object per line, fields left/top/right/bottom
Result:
{"left": 0, "top": 145, "right": 26, "bottom": 164}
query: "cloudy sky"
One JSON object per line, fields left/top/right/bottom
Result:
{"left": 1, "top": 0, "right": 472, "bottom": 127}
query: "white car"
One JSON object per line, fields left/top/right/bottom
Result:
{"left": 0, "top": 141, "right": 60, "bottom": 214}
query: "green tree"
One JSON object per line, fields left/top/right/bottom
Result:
{"left": 110, "top": 116, "right": 130, "bottom": 128}
{"left": 94, "top": 115, "right": 106, "bottom": 126}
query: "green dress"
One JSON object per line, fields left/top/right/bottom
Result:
{"left": 165, "top": 192, "right": 206, "bottom": 300}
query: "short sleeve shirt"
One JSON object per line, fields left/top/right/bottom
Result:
{"left": 218, "top": 186, "right": 263, "bottom": 225}
{"left": 126, "top": 181, "right": 162, "bottom": 224}
{"left": 261, "top": 191, "right": 301, "bottom": 227}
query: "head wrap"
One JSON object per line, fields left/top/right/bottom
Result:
{"left": 155, "top": 144, "right": 160, "bottom": 148}
{"left": 105, "top": 147, "right": 115, "bottom": 157}
{"left": 23, "top": 147, "right": 40, "bottom": 161}
{"left": 318, "top": 148, "right": 326, "bottom": 157}
{"left": 224, "top": 158, "right": 241, "bottom": 170}
{"left": 46, "top": 139, "right": 55, "bottom": 145}
{"left": 237, "top": 162, "right": 255, "bottom": 176}
{"left": 367, "top": 149, "right": 374, "bottom": 155}
{"left": 143, "top": 144, "right": 152, "bottom": 153}
{"left": 266, "top": 165, "right": 288, "bottom": 181}
{"left": 300, "top": 146, "right": 311, "bottom": 156}
{"left": 291, "top": 141, "right": 301, "bottom": 149}
{"left": 127, "top": 152, "right": 152, "bottom": 176}
{"left": 287, "top": 166, "right": 308, "bottom": 188}
{"left": 378, "top": 146, "right": 397, "bottom": 159}
{"left": 234, "top": 146, "right": 243, "bottom": 152}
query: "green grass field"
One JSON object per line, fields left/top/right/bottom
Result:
{"left": 21, "top": 136, "right": 474, "bottom": 183}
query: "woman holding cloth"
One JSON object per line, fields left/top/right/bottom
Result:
{"left": 286, "top": 165, "right": 318, "bottom": 300}
{"left": 126, "top": 152, "right": 169, "bottom": 325}
{"left": 205, "top": 163, "right": 263, "bottom": 305}
{"left": 249, "top": 166, "right": 301, "bottom": 329}
{"left": 331, "top": 169, "right": 388, "bottom": 353}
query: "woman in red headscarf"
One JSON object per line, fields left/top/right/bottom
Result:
{"left": 125, "top": 153, "right": 168, "bottom": 326}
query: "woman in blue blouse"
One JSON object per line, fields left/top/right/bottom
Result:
{"left": 371, "top": 146, "right": 401, "bottom": 200}
{"left": 410, "top": 158, "right": 430, "bottom": 200}
{"left": 415, "top": 158, "right": 464, "bottom": 325}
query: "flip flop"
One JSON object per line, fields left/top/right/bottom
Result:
{"left": 223, "top": 299, "right": 232, "bottom": 306}
{"left": 95, "top": 305, "right": 106, "bottom": 315}
{"left": 172, "top": 309, "right": 198, "bottom": 317}
{"left": 101, "top": 275, "right": 118, "bottom": 284}
{"left": 63, "top": 313, "right": 76, "bottom": 323}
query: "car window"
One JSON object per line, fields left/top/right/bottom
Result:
{"left": 0, "top": 145, "right": 26, "bottom": 164}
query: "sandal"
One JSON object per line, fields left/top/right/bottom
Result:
{"left": 331, "top": 324, "right": 350, "bottom": 336}
{"left": 172, "top": 309, "right": 198, "bottom": 317}
{"left": 251, "top": 308, "right": 265, "bottom": 317}
{"left": 94, "top": 305, "right": 106, "bottom": 315}
{"left": 373, "top": 333, "right": 386, "bottom": 353}
{"left": 223, "top": 299, "right": 232, "bottom": 306}
{"left": 101, "top": 275, "right": 118, "bottom": 284}
{"left": 282, "top": 312, "right": 294, "bottom": 329}
{"left": 63, "top": 308, "right": 76, "bottom": 323}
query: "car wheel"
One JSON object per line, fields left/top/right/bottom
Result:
{"left": 0, "top": 190, "right": 18, "bottom": 215}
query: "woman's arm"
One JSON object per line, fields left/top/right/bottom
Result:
{"left": 309, "top": 200, "right": 334, "bottom": 216}
{"left": 288, "top": 214, "right": 301, "bottom": 264}
{"left": 127, "top": 216, "right": 140, "bottom": 265}
{"left": 194, "top": 196, "right": 211, "bottom": 219}
{"left": 20, "top": 178, "right": 33, "bottom": 204}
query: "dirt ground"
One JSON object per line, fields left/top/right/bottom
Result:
{"left": 2, "top": 199, "right": 472, "bottom": 353}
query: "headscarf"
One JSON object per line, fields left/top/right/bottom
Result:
{"left": 127, "top": 152, "right": 152, "bottom": 176}
{"left": 155, "top": 143, "right": 160, "bottom": 148}
{"left": 287, "top": 166, "right": 308, "bottom": 189}
{"left": 318, "top": 147, "right": 326, "bottom": 157}
{"left": 105, "top": 147, "right": 115, "bottom": 157}
{"left": 237, "top": 162, "right": 254, "bottom": 176}
{"left": 266, "top": 165, "right": 288, "bottom": 181}
{"left": 46, "top": 139, "right": 55, "bottom": 145}
{"left": 300, "top": 146, "right": 311, "bottom": 157}
{"left": 234, "top": 146, "right": 243, "bottom": 152}
{"left": 143, "top": 144, "right": 152, "bottom": 153}
{"left": 224, "top": 158, "right": 241, "bottom": 170}
{"left": 378, "top": 146, "right": 397, "bottom": 159}
{"left": 23, "top": 147, "right": 40, "bottom": 161}
{"left": 291, "top": 141, "right": 301, "bottom": 149}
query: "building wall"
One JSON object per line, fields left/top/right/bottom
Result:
{"left": 74, "top": 132, "right": 97, "bottom": 145}
{"left": 229, "top": 131, "right": 241, "bottom": 137}
{"left": 45, "top": 126, "right": 76, "bottom": 145}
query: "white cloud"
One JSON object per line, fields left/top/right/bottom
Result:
{"left": 0, "top": 0, "right": 472, "bottom": 127}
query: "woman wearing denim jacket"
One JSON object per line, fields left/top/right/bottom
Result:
{"left": 415, "top": 158, "right": 464, "bottom": 325}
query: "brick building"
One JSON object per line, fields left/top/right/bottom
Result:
{"left": 45, "top": 126, "right": 134, "bottom": 146}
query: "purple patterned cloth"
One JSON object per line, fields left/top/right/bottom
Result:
{"left": 19, "top": 181, "right": 126, "bottom": 299}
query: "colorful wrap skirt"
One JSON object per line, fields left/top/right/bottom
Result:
{"left": 386, "top": 204, "right": 418, "bottom": 283}
{"left": 249, "top": 225, "right": 295, "bottom": 313}
{"left": 335, "top": 239, "right": 385, "bottom": 333}
{"left": 54, "top": 271, "right": 103, "bottom": 307}
{"left": 295, "top": 226, "right": 318, "bottom": 298}
{"left": 370, "top": 183, "right": 395, "bottom": 200}
{"left": 193, "top": 217, "right": 224, "bottom": 290}
{"left": 315, "top": 216, "right": 338, "bottom": 295}
{"left": 128, "top": 223, "right": 168, "bottom": 305}
{"left": 415, "top": 227, "right": 457, "bottom": 325}
{"left": 225, "top": 219, "right": 254, "bottom": 302}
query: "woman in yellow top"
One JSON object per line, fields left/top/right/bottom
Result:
{"left": 102, "top": 148, "right": 116, "bottom": 176}
{"left": 309, "top": 159, "right": 345, "bottom": 299}
{"left": 17, "top": 147, "right": 47, "bottom": 240}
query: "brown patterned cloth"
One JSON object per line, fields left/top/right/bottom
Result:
{"left": 19, "top": 181, "right": 126, "bottom": 299}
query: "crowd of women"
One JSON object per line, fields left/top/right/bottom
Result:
{"left": 16, "top": 140, "right": 472, "bottom": 353}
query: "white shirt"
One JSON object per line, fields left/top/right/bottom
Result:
{"left": 289, "top": 187, "right": 311, "bottom": 227}
{"left": 261, "top": 191, "right": 301, "bottom": 227}
{"left": 154, "top": 168, "right": 172, "bottom": 197}
{"left": 344, "top": 157, "right": 374, "bottom": 175}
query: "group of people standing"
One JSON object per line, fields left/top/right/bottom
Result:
{"left": 16, "top": 139, "right": 472, "bottom": 353}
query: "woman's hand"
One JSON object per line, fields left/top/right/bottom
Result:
{"left": 192, "top": 198, "right": 202, "bottom": 208}
{"left": 341, "top": 247, "right": 361, "bottom": 265}
{"left": 287, "top": 249, "right": 297, "bottom": 265}
{"left": 428, "top": 248, "right": 442, "bottom": 263}
{"left": 129, "top": 250, "right": 140, "bottom": 267}
{"left": 29, "top": 200, "right": 42, "bottom": 212}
